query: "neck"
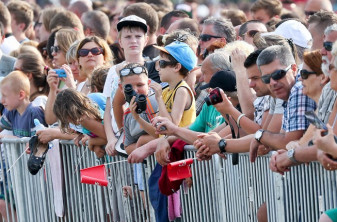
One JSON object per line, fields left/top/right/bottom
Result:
{"left": 146, "top": 34, "right": 156, "bottom": 46}
{"left": 30, "top": 83, "right": 38, "bottom": 97}
{"left": 311, "top": 93, "right": 321, "bottom": 104}
{"left": 14, "top": 33, "right": 27, "bottom": 42}
{"left": 168, "top": 77, "right": 183, "bottom": 90}
{"left": 17, "top": 100, "right": 30, "bottom": 115}
{"left": 124, "top": 54, "right": 144, "bottom": 63}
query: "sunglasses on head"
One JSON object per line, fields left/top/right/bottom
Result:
{"left": 323, "top": 42, "right": 333, "bottom": 52}
{"left": 199, "top": 34, "right": 222, "bottom": 42}
{"left": 78, "top": 47, "right": 103, "bottom": 57}
{"left": 120, "top": 66, "right": 147, "bottom": 77}
{"left": 51, "top": 46, "right": 60, "bottom": 54}
{"left": 159, "top": 60, "right": 177, "bottom": 69}
{"left": 261, "top": 64, "right": 292, "bottom": 84}
{"left": 300, "top": 69, "right": 316, "bottom": 80}
{"left": 243, "top": 30, "right": 259, "bottom": 38}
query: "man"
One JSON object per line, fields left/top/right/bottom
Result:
{"left": 198, "top": 17, "right": 235, "bottom": 58}
{"left": 250, "top": 0, "right": 283, "bottom": 24}
{"left": 250, "top": 45, "right": 316, "bottom": 162}
{"left": 68, "top": 0, "right": 92, "bottom": 18}
{"left": 7, "top": 1, "right": 33, "bottom": 43}
{"left": 307, "top": 11, "right": 337, "bottom": 51}
{"left": 166, "top": 18, "right": 200, "bottom": 36}
{"left": 159, "top": 10, "right": 189, "bottom": 35}
{"left": 81, "top": 10, "right": 110, "bottom": 40}
{"left": 304, "top": 0, "right": 333, "bottom": 19}
{"left": 0, "top": 2, "right": 19, "bottom": 55}
{"left": 238, "top": 20, "right": 267, "bottom": 45}
{"left": 270, "top": 24, "right": 337, "bottom": 174}
{"left": 0, "top": 22, "right": 16, "bottom": 77}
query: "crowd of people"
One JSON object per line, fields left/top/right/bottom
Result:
{"left": 0, "top": 0, "right": 336, "bottom": 221}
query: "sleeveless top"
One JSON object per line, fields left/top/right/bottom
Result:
{"left": 162, "top": 80, "right": 196, "bottom": 127}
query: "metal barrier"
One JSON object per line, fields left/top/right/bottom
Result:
{"left": 2, "top": 138, "right": 337, "bottom": 222}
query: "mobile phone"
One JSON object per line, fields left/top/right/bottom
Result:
{"left": 54, "top": 69, "right": 66, "bottom": 78}
{"left": 305, "top": 111, "right": 327, "bottom": 130}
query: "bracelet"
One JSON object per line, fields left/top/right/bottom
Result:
{"left": 236, "top": 114, "right": 246, "bottom": 128}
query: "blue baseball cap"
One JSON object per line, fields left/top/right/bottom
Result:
{"left": 154, "top": 41, "right": 197, "bottom": 71}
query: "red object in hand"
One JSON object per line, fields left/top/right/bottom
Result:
{"left": 80, "top": 165, "right": 108, "bottom": 186}
{"left": 167, "top": 158, "right": 193, "bottom": 181}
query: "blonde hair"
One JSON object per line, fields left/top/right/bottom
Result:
{"left": 1, "top": 71, "right": 30, "bottom": 98}
{"left": 215, "top": 40, "right": 254, "bottom": 63}
{"left": 53, "top": 89, "right": 101, "bottom": 134}
{"left": 66, "top": 40, "right": 80, "bottom": 63}
{"left": 55, "top": 28, "right": 84, "bottom": 55}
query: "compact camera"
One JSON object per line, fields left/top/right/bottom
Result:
{"left": 54, "top": 69, "right": 66, "bottom": 78}
{"left": 124, "top": 84, "right": 147, "bottom": 114}
{"left": 205, "top": 87, "right": 223, "bottom": 106}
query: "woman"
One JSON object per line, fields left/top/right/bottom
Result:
{"left": 13, "top": 46, "right": 49, "bottom": 109}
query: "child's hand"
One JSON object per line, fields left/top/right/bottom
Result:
{"left": 47, "top": 69, "right": 59, "bottom": 92}
{"left": 105, "top": 137, "right": 117, "bottom": 156}
{"left": 36, "top": 129, "right": 54, "bottom": 144}
{"left": 73, "top": 134, "right": 84, "bottom": 147}
{"left": 129, "top": 96, "right": 140, "bottom": 120}
{"left": 149, "top": 82, "right": 163, "bottom": 100}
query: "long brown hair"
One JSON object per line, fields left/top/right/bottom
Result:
{"left": 53, "top": 89, "right": 101, "bottom": 134}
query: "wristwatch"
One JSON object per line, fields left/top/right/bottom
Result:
{"left": 287, "top": 149, "right": 298, "bottom": 163}
{"left": 255, "top": 129, "right": 265, "bottom": 142}
{"left": 218, "top": 139, "right": 227, "bottom": 154}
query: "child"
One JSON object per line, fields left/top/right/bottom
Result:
{"left": 52, "top": 89, "right": 107, "bottom": 158}
{"left": 0, "top": 71, "right": 46, "bottom": 137}
{"left": 152, "top": 40, "right": 197, "bottom": 127}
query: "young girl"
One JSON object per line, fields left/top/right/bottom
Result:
{"left": 53, "top": 89, "right": 107, "bottom": 157}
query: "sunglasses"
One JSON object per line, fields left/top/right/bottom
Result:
{"left": 159, "top": 60, "right": 177, "bottom": 69}
{"left": 120, "top": 66, "right": 147, "bottom": 77}
{"left": 78, "top": 47, "right": 103, "bottom": 57}
{"left": 243, "top": 30, "right": 259, "bottom": 38}
{"left": 261, "top": 65, "right": 292, "bottom": 84}
{"left": 305, "top": 11, "right": 316, "bottom": 16}
{"left": 300, "top": 69, "right": 316, "bottom": 80}
{"left": 323, "top": 42, "right": 333, "bottom": 52}
{"left": 51, "top": 46, "right": 60, "bottom": 54}
{"left": 199, "top": 34, "right": 222, "bottom": 42}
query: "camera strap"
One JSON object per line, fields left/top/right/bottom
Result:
{"left": 225, "top": 114, "right": 239, "bottom": 165}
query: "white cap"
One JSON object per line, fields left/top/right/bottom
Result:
{"left": 270, "top": 20, "right": 313, "bottom": 49}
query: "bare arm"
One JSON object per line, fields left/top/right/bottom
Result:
{"left": 45, "top": 71, "right": 59, "bottom": 125}
{"left": 81, "top": 117, "right": 107, "bottom": 140}
{"left": 260, "top": 130, "right": 304, "bottom": 150}
{"left": 112, "top": 88, "right": 126, "bottom": 130}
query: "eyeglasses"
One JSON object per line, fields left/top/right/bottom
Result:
{"left": 243, "top": 30, "right": 259, "bottom": 38}
{"left": 300, "top": 69, "right": 316, "bottom": 80}
{"left": 159, "top": 60, "right": 177, "bottom": 69}
{"left": 78, "top": 47, "right": 103, "bottom": 57}
{"left": 51, "top": 46, "right": 60, "bottom": 54}
{"left": 305, "top": 11, "right": 316, "bottom": 16}
{"left": 120, "top": 66, "right": 147, "bottom": 77}
{"left": 199, "top": 34, "right": 222, "bottom": 42}
{"left": 261, "top": 65, "right": 292, "bottom": 84}
{"left": 323, "top": 42, "right": 333, "bottom": 52}
{"left": 34, "top": 22, "right": 42, "bottom": 28}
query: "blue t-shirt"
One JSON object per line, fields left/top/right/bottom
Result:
{"left": 0, "top": 103, "right": 46, "bottom": 137}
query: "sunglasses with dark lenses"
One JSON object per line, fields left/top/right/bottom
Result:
{"left": 300, "top": 69, "right": 317, "bottom": 80}
{"left": 323, "top": 42, "right": 333, "bottom": 52}
{"left": 199, "top": 34, "right": 222, "bottom": 42}
{"left": 120, "top": 66, "right": 147, "bottom": 77}
{"left": 159, "top": 60, "right": 177, "bottom": 69}
{"left": 261, "top": 65, "right": 292, "bottom": 84}
{"left": 305, "top": 11, "right": 316, "bottom": 16}
{"left": 78, "top": 47, "right": 103, "bottom": 57}
{"left": 51, "top": 46, "right": 60, "bottom": 54}
{"left": 244, "top": 30, "right": 259, "bottom": 38}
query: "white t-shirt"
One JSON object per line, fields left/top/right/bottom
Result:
{"left": 32, "top": 95, "right": 48, "bottom": 110}
{"left": 0, "top": 36, "right": 20, "bottom": 55}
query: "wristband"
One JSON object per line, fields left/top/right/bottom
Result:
{"left": 236, "top": 114, "right": 246, "bottom": 128}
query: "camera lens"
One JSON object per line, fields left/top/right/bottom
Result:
{"left": 136, "top": 94, "right": 147, "bottom": 114}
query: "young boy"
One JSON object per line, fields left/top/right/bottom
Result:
{"left": 119, "top": 62, "right": 158, "bottom": 217}
{"left": 0, "top": 71, "right": 46, "bottom": 137}
{"left": 152, "top": 40, "right": 197, "bottom": 127}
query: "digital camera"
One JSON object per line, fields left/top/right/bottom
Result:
{"left": 54, "top": 69, "right": 66, "bottom": 78}
{"left": 124, "top": 84, "right": 147, "bottom": 114}
{"left": 205, "top": 87, "right": 223, "bottom": 106}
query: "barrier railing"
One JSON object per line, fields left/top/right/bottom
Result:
{"left": 1, "top": 138, "right": 337, "bottom": 222}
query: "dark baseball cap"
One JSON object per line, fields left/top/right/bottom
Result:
{"left": 117, "top": 15, "right": 148, "bottom": 33}
{"left": 200, "top": 70, "right": 237, "bottom": 92}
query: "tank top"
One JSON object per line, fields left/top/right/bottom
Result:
{"left": 162, "top": 80, "right": 196, "bottom": 127}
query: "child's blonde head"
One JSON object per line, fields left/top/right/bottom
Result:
{"left": 1, "top": 71, "right": 30, "bottom": 98}
{"left": 53, "top": 89, "right": 101, "bottom": 134}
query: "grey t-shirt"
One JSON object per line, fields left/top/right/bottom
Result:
{"left": 123, "top": 93, "right": 158, "bottom": 147}
{"left": 317, "top": 82, "right": 337, "bottom": 124}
